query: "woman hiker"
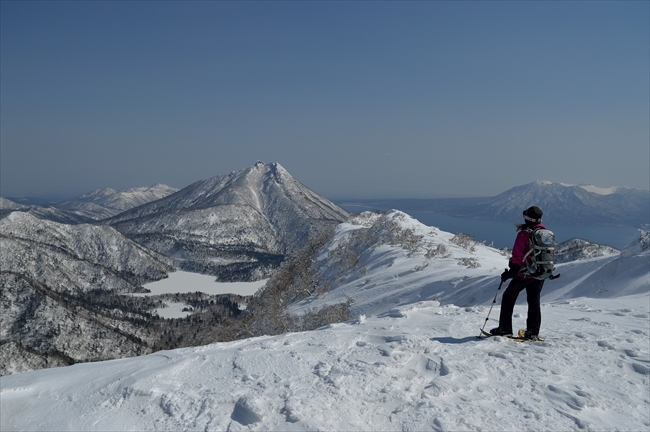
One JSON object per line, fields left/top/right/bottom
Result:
{"left": 490, "top": 206, "right": 546, "bottom": 341}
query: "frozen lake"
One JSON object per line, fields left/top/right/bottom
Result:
{"left": 132, "top": 271, "right": 268, "bottom": 318}
{"left": 137, "top": 271, "right": 267, "bottom": 297}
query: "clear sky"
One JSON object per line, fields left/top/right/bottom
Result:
{"left": 1, "top": 1, "right": 648, "bottom": 200}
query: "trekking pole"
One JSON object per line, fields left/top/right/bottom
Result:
{"left": 477, "top": 280, "right": 504, "bottom": 339}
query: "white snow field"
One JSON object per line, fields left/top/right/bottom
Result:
{"left": 2, "top": 212, "right": 649, "bottom": 431}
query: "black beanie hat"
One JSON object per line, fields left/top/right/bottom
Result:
{"left": 523, "top": 206, "right": 543, "bottom": 224}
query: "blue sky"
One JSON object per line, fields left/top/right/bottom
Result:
{"left": 1, "top": 1, "right": 648, "bottom": 200}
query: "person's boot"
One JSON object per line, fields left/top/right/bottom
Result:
{"left": 489, "top": 327, "right": 513, "bottom": 336}
{"left": 523, "top": 330, "right": 540, "bottom": 341}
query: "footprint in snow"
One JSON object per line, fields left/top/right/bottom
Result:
{"left": 623, "top": 349, "right": 639, "bottom": 358}
{"left": 488, "top": 351, "right": 508, "bottom": 359}
{"left": 230, "top": 397, "right": 263, "bottom": 426}
{"left": 631, "top": 363, "right": 650, "bottom": 376}
{"left": 597, "top": 340, "right": 615, "bottom": 350}
{"left": 426, "top": 358, "right": 438, "bottom": 372}
{"left": 611, "top": 311, "right": 628, "bottom": 317}
{"left": 545, "top": 384, "right": 593, "bottom": 412}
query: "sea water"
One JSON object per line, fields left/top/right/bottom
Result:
{"left": 340, "top": 204, "right": 640, "bottom": 250}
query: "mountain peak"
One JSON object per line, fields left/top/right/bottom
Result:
{"left": 249, "top": 161, "right": 287, "bottom": 177}
{"left": 530, "top": 181, "right": 637, "bottom": 196}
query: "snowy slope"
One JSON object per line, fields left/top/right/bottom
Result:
{"left": 1, "top": 211, "right": 648, "bottom": 431}
{"left": 290, "top": 211, "right": 648, "bottom": 317}
{"left": 290, "top": 211, "right": 508, "bottom": 317}
{"left": 1, "top": 295, "right": 648, "bottom": 431}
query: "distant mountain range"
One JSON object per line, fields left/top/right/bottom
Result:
{"left": 0, "top": 197, "right": 93, "bottom": 224}
{"left": 2, "top": 163, "right": 350, "bottom": 281}
{"left": 0, "top": 185, "right": 177, "bottom": 225}
{"left": 0, "top": 162, "right": 350, "bottom": 374}
{"left": 343, "top": 181, "right": 649, "bottom": 227}
{"left": 1, "top": 184, "right": 179, "bottom": 222}
{"left": 57, "top": 184, "right": 179, "bottom": 220}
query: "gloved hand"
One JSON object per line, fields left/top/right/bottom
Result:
{"left": 500, "top": 264, "right": 522, "bottom": 282}
{"left": 500, "top": 269, "right": 514, "bottom": 282}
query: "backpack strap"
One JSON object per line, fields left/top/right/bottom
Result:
{"left": 520, "top": 228, "right": 536, "bottom": 275}
{"left": 521, "top": 227, "right": 535, "bottom": 261}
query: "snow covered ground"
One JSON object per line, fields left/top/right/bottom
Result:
{"left": 1, "top": 295, "right": 648, "bottom": 431}
{"left": 2, "top": 212, "right": 648, "bottom": 431}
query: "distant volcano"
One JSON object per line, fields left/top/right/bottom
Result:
{"left": 108, "top": 162, "right": 350, "bottom": 280}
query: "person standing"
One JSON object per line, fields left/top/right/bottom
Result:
{"left": 490, "top": 206, "right": 546, "bottom": 340}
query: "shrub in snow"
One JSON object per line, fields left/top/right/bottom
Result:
{"left": 426, "top": 244, "right": 451, "bottom": 259}
{"left": 241, "top": 227, "right": 352, "bottom": 337}
{"left": 456, "top": 257, "right": 481, "bottom": 268}
{"left": 325, "top": 211, "right": 427, "bottom": 280}
{"left": 450, "top": 233, "right": 477, "bottom": 252}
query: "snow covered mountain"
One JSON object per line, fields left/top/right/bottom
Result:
{"left": 0, "top": 212, "right": 173, "bottom": 294}
{"left": 0, "top": 212, "right": 175, "bottom": 374}
{"left": 353, "top": 181, "right": 650, "bottom": 227}
{"left": 56, "top": 184, "right": 179, "bottom": 220}
{"left": 108, "top": 162, "right": 349, "bottom": 280}
{"left": 1, "top": 210, "right": 648, "bottom": 431}
{"left": 477, "top": 181, "right": 649, "bottom": 226}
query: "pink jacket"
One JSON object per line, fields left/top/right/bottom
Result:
{"left": 511, "top": 223, "right": 545, "bottom": 278}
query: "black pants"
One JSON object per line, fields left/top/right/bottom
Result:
{"left": 498, "top": 277, "right": 545, "bottom": 335}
